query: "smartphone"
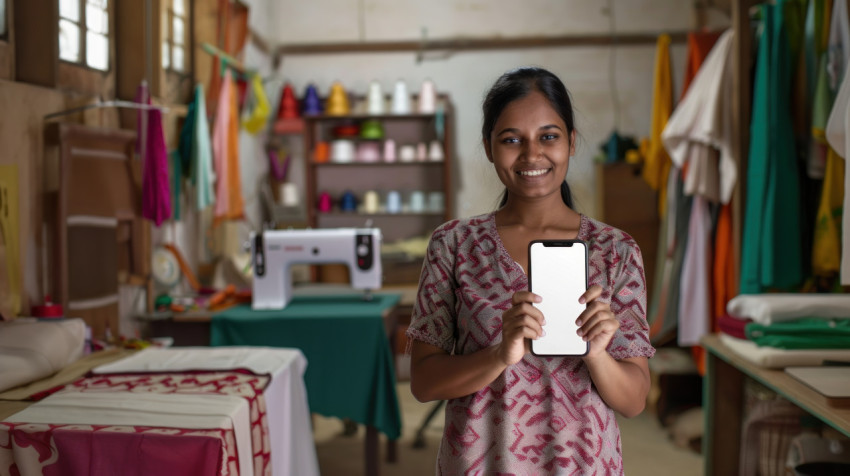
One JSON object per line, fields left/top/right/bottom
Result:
{"left": 528, "top": 240, "right": 589, "bottom": 356}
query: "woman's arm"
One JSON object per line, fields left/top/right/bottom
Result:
{"left": 584, "top": 355, "right": 650, "bottom": 418}
{"left": 409, "top": 340, "right": 506, "bottom": 402}
{"left": 577, "top": 285, "right": 651, "bottom": 417}
{"left": 410, "top": 291, "right": 545, "bottom": 403}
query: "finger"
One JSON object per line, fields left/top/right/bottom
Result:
{"left": 505, "top": 302, "right": 546, "bottom": 326}
{"left": 513, "top": 291, "right": 543, "bottom": 306}
{"left": 576, "top": 301, "right": 609, "bottom": 326}
{"left": 505, "top": 313, "right": 546, "bottom": 339}
{"left": 578, "top": 284, "right": 603, "bottom": 304}
{"left": 578, "top": 312, "right": 620, "bottom": 340}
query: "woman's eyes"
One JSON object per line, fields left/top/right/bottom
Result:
{"left": 501, "top": 134, "right": 559, "bottom": 144}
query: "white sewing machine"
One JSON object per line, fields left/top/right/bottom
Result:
{"left": 250, "top": 228, "right": 382, "bottom": 309}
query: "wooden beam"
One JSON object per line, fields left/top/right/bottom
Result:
{"left": 14, "top": 0, "right": 58, "bottom": 87}
{"left": 273, "top": 31, "right": 690, "bottom": 58}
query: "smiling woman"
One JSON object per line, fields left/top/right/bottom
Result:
{"left": 407, "top": 67, "right": 655, "bottom": 475}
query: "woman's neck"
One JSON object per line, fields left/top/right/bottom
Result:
{"left": 495, "top": 196, "right": 580, "bottom": 233}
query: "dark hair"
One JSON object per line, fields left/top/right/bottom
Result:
{"left": 482, "top": 67, "right": 575, "bottom": 209}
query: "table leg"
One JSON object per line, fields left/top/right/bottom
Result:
{"left": 704, "top": 350, "right": 744, "bottom": 476}
{"left": 366, "top": 425, "right": 379, "bottom": 476}
{"left": 386, "top": 438, "right": 397, "bottom": 463}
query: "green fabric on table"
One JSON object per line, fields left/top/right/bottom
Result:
{"left": 211, "top": 293, "right": 402, "bottom": 439}
{"left": 745, "top": 318, "right": 850, "bottom": 349}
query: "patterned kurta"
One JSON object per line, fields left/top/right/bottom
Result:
{"left": 407, "top": 212, "right": 655, "bottom": 475}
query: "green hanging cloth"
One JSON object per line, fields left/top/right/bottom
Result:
{"left": 741, "top": 1, "right": 804, "bottom": 294}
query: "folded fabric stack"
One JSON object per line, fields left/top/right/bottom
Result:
{"left": 717, "top": 294, "right": 850, "bottom": 368}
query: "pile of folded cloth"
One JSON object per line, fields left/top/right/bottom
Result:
{"left": 717, "top": 294, "right": 850, "bottom": 368}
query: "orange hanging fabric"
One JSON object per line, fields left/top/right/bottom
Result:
{"left": 212, "top": 71, "right": 244, "bottom": 223}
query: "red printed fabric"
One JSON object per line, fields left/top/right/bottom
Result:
{"left": 407, "top": 212, "right": 655, "bottom": 475}
{"left": 0, "top": 422, "right": 233, "bottom": 475}
{"left": 60, "top": 372, "right": 272, "bottom": 475}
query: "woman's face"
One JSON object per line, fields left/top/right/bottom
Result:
{"left": 485, "top": 90, "right": 575, "bottom": 204}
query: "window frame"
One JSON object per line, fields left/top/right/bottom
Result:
{"left": 1, "top": 0, "right": 8, "bottom": 40}
{"left": 58, "top": 0, "right": 111, "bottom": 73}
{"left": 162, "top": 0, "right": 189, "bottom": 76}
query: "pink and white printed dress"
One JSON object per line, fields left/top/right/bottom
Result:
{"left": 407, "top": 212, "right": 656, "bottom": 476}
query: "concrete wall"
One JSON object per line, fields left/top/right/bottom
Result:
{"left": 248, "top": 0, "right": 729, "bottom": 220}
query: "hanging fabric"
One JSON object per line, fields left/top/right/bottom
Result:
{"left": 741, "top": 0, "right": 804, "bottom": 293}
{"left": 810, "top": 0, "right": 846, "bottom": 179}
{"left": 662, "top": 29, "right": 737, "bottom": 350}
{"left": 647, "top": 31, "right": 722, "bottom": 346}
{"left": 135, "top": 83, "right": 172, "bottom": 226}
{"left": 242, "top": 74, "right": 271, "bottom": 134}
{"left": 641, "top": 34, "right": 674, "bottom": 218}
{"left": 823, "top": 28, "right": 850, "bottom": 285}
{"left": 177, "top": 84, "right": 215, "bottom": 211}
{"left": 212, "top": 70, "right": 244, "bottom": 223}
{"left": 662, "top": 30, "right": 737, "bottom": 205}
{"left": 192, "top": 85, "right": 216, "bottom": 211}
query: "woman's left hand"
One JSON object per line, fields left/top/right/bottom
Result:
{"left": 576, "top": 285, "right": 619, "bottom": 360}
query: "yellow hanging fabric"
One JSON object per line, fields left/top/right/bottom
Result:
{"left": 242, "top": 74, "right": 270, "bottom": 134}
{"left": 642, "top": 34, "right": 673, "bottom": 217}
{"left": 813, "top": 147, "right": 845, "bottom": 276}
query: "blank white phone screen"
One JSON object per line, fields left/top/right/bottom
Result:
{"left": 529, "top": 241, "right": 588, "bottom": 356}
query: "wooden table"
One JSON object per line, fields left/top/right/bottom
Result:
{"left": 702, "top": 334, "right": 850, "bottom": 476}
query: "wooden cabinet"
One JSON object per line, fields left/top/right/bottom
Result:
{"left": 595, "top": 161, "right": 659, "bottom": 296}
{"left": 300, "top": 96, "right": 454, "bottom": 284}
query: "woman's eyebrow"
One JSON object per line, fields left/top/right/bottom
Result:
{"left": 539, "top": 124, "right": 563, "bottom": 132}
{"left": 496, "top": 124, "right": 564, "bottom": 136}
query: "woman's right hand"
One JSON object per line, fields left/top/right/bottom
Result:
{"left": 497, "top": 291, "right": 545, "bottom": 365}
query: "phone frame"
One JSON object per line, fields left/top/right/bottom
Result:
{"left": 528, "top": 239, "right": 589, "bottom": 357}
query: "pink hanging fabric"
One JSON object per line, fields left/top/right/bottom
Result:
{"left": 136, "top": 82, "right": 172, "bottom": 226}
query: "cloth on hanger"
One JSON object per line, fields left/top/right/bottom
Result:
{"left": 660, "top": 29, "right": 737, "bottom": 353}
{"left": 135, "top": 83, "right": 172, "bottom": 226}
{"left": 192, "top": 85, "right": 215, "bottom": 211}
{"left": 677, "top": 195, "right": 712, "bottom": 346}
{"left": 177, "top": 84, "right": 215, "bottom": 213}
{"left": 823, "top": 35, "right": 850, "bottom": 285}
{"left": 811, "top": 0, "right": 848, "bottom": 179}
{"left": 681, "top": 30, "right": 725, "bottom": 100}
{"left": 212, "top": 71, "right": 244, "bottom": 223}
{"left": 662, "top": 29, "right": 737, "bottom": 204}
{"left": 242, "top": 74, "right": 270, "bottom": 134}
{"left": 741, "top": 1, "right": 804, "bottom": 293}
{"left": 641, "top": 34, "right": 674, "bottom": 217}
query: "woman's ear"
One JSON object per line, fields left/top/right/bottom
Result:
{"left": 483, "top": 139, "right": 493, "bottom": 162}
{"left": 569, "top": 130, "right": 577, "bottom": 157}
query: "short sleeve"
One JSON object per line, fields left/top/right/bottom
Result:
{"left": 606, "top": 239, "right": 656, "bottom": 360}
{"left": 406, "top": 225, "right": 459, "bottom": 355}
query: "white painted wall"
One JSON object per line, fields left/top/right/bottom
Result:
{"left": 243, "top": 0, "right": 729, "bottom": 221}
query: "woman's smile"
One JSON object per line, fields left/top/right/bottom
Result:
{"left": 517, "top": 168, "right": 552, "bottom": 177}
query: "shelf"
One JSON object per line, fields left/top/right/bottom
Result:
{"left": 311, "top": 160, "right": 444, "bottom": 167}
{"left": 304, "top": 112, "right": 440, "bottom": 121}
{"left": 316, "top": 211, "right": 444, "bottom": 217}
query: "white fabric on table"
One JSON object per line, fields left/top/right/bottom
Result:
{"left": 719, "top": 333, "right": 850, "bottom": 369}
{"left": 727, "top": 294, "right": 850, "bottom": 325}
{"left": 0, "top": 318, "right": 86, "bottom": 393}
{"left": 93, "top": 346, "right": 318, "bottom": 476}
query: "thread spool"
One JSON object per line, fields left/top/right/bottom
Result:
{"left": 279, "top": 182, "right": 299, "bottom": 207}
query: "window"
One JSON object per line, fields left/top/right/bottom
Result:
{"left": 58, "top": 0, "right": 110, "bottom": 71}
{"left": 1, "top": 0, "right": 7, "bottom": 38}
{"left": 162, "top": 0, "right": 187, "bottom": 73}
